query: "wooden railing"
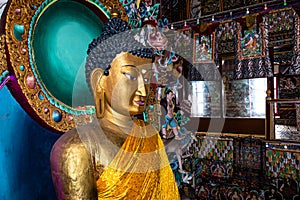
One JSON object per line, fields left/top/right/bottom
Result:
{"left": 266, "top": 98, "right": 300, "bottom": 141}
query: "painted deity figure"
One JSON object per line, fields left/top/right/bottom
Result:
{"left": 50, "top": 17, "right": 180, "bottom": 200}
{"left": 160, "top": 88, "right": 184, "bottom": 140}
{"left": 264, "top": 185, "right": 283, "bottom": 200}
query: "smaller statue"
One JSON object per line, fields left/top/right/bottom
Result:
{"left": 159, "top": 87, "right": 198, "bottom": 176}
{"left": 159, "top": 88, "right": 184, "bottom": 140}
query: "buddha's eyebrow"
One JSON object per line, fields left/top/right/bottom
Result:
{"left": 122, "top": 65, "right": 137, "bottom": 70}
{"left": 122, "top": 65, "right": 149, "bottom": 74}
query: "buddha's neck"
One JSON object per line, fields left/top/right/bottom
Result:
{"left": 98, "top": 104, "right": 133, "bottom": 147}
{"left": 103, "top": 104, "right": 133, "bottom": 129}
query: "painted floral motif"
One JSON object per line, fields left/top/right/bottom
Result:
{"left": 119, "top": 0, "right": 160, "bottom": 28}
{"left": 147, "top": 30, "right": 168, "bottom": 50}
{"left": 143, "top": 0, "right": 152, "bottom": 7}
{"left": 268, "top": 9, "right": 294, "bottom": 33}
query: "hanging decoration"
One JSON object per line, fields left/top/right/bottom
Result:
{"left": 181, "top": 21, "right": 220, "bottom": 81}
{"left": 266, "top": 143, "right": 300, "bottom": 181}
{"left": 291, "top": 7, "right": 300, "bottom": 74}
{"left": 193, "top": 33, "right": 215, "bottom": 63}
{"left": 192, "top": 21, "right": 218, "bottom": 65}
{"left": 171, "top": 1, "right": 300, "bottom": 80}
{"left": 216, "top": 21, "right": 237, "bottom": 55}
{"left": 267, "top": 8, "right": 295, "bottom": 67}
{"left": 176, "top": 27, "right": 193, "bottom": 60}
{"left": 234, "top": 14, "right": 273, "bottom": 79}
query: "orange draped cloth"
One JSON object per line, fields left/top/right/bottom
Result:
{"left": 96, "top": 120, "right": 180, "bottom": 199}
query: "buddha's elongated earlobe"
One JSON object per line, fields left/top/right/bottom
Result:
{"left": 90, "top": 68, "right": 105, "bottom": 118}
{"left": 95, "top": 86, "right": 105, "bottom": 118}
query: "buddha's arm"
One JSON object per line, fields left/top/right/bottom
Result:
{"left": 50, "top": 131, "right": 97, "bottom": 200}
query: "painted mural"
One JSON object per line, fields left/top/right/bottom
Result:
{"left": 1, "top": 0, "right": 300, "bottom": 199}
{"left": 193, "top": 33, "right": 215, "bottom": 63}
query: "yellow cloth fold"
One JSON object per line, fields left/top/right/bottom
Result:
{"left": 97, "top": 120, "right": 180, "bottom": 199}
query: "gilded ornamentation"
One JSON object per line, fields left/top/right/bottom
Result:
{"left": 4, "top": 0, "right": 72, "bottom": 132}
{"left": 146, "top": 85, "right": 161, "bottom": 130}
{"left": 0, "top": 35, "right": 8, "bottom": 79}
{"left": 101, "top": 0, "right": 128, "bottom": 22}
{"left": 3, "top": 0, "right": 112, "bottom": 132}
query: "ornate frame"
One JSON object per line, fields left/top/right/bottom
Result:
{"left": 193, "top": 32, "right": 215, "bottom": 63}
{"left": 176, "top": 27, "right": 193, "bottom": 61}
{"left": 1, "top": 0, "right": 115, "bottom": 132}
{"left": 237, "top": 22, "right": 266, "bottom": 60}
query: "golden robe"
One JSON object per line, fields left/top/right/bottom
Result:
{"left": 96, "top": 120, "right": 180, "bottom": 199}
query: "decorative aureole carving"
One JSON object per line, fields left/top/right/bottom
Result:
{"left": 0, "top": 35, "right": 8, "bottom": 77}
{"left": 101, "top": 0, "right": 128, "bottom": 21}
{"left": 3, "top": 0, "right": 114, "bottom": 132}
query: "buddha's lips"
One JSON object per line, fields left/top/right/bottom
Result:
{"left": 134, "top": 100, "right": 145, "bottom": 106}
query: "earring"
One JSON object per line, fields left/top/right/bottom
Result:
{"left": 143, "top": 110, "right": 149, "bottom": 123}
{"left": 95, "top": 86, "right": 105, "bottom": 119}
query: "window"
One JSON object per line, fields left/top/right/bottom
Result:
{"left": 190, "top": 78, "right": 267, "bottom": 118}
{"left": 191, "top": 81, "right": 221, "bottom": 117}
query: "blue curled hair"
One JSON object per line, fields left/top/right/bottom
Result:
{"left": 85, "top": 17, "right": 155, "bottom": 90}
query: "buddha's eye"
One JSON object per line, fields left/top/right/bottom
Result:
{"left": 144, "top": 77, "right": 152, "bottom": 83}
{"left": 123, "top": 72, "right": 137, "bottom": 81}
{"left": 143, "top": 71, "right": 152, "bottom": 83}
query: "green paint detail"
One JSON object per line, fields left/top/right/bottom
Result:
{"left": 88, "top": 0, "right": 110, "bottom": 19}
{"left": 13, "top": 24, "right": 24, "bottom": 41}
{"left": 3, "top": 71, "right": 9, "bottom": 76}
{"left": 0, "top": 70, "right": 9, "bottom": 83}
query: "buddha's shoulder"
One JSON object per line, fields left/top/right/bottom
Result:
{"left": 51, "top": 128, "right": 89, "bottom": 159}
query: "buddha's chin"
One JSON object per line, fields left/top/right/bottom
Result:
{"left": 129, "top": 107, "right": 146, "bottom": 117}
{"left": 129, "top": 111, "right": 145, "bottom": 117}
{"left": 128, "top": 102, "right": 146, "bottom": 116}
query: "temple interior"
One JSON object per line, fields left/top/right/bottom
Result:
{"left": 1, "top": 0, "right": 300, "bottom": 199}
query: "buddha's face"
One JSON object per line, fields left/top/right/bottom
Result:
{"left": 103, "top": 52, "right": 153, "bottom": 116}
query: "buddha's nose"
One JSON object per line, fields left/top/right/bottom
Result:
{"left": 136, "top": 75, "right": 146, "bottom": 97}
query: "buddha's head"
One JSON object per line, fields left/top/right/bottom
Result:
{"left": 86, "top": 17, "right": 154, "bottom": 118}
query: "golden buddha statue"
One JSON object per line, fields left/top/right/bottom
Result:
{"left": 50, "top": 17, "right": 180, "bottom": 200}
